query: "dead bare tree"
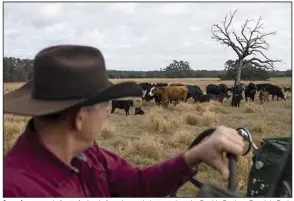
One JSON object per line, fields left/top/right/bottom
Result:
{"left": 211, "top": 10, "right": 282, "bottom": 85}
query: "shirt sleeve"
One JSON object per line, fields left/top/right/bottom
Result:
{"left": 3, "top": 169, "right": 50, "bottom": 198}
{"left": 4, "top": 175, "right": 32, "bottom": 197}
{"left": 3, "top": 184, "right": 24, "bottom": 197}
{"left": 98, "top": 147, "right": 195, "bottom": 197}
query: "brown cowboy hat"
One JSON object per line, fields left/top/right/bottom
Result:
{"left": 4, "top": 45, "right": 143, "bottom": 116}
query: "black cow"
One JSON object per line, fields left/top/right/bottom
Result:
{"left": 207, "top": 93, "right": 217, "bottom": 101}
{"left": 135, "top": 107, "right": 145, "bottom": 115}
{"left": 203, "top": 93, "right": 225, "bottom": 103}
{"left": 186, "top": 85, "right": 203, "bottom": 100}
{"left": 256, "top": 83, "right": 272, "bottom": 92}
{"left": 218, "top": 84, "right": 230, "bottom": 97}
{"left": 155, "top": 83, "right": 168, "bottom": 87}
{"left": 229, "top": 84, "right": 244, "bottom": 100}
{"left": 217, "top": 93, "right": 226, "bottom": 103}
{"left": 111, "top": 100, "right": 134, "bottom": 116}
{"left": 267, "top": 85, "right": 286, "bottom": 101}
{"left": 245, "top": 82, "right": 257, "bottom": 102}
{"left": 231, "top": 93, "right": 242, "bottom": 107}
{"left": 206, "top": 84, "right": 230, "bottom": 99}
{"left": 257, "top": 84, "right": 285, "bottom": 100}
{"left": 233, "top": 84, "right": 244, "bottom": 94}
{"left": 194, "top": 94, "right": 211, "bottom": 103}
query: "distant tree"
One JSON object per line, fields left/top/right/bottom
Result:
{"left": 211, "top": 10, "right": 282, "bottom": 85}
{"left": 222, "top": 59, "right": 270, "bottom": 80}
{"left": 162, "top": 60, "right": 193, "bottom": 78}
{"left": 285, "top": 69, "right": 292, "bottom": 77}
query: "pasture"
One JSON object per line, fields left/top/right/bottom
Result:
{"left": 4, "top": 77, "right": 292, "bottom": 197}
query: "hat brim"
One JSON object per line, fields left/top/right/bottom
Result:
{"left": 4, "top": 80, "right": 143, "bottom": 116}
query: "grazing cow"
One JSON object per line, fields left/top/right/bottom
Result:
{"left": 149, "top": 85, "right": 188, "bottom": 107}
{"left": 256, "top": 83, "right": 272, "bottom": 92}
{"left": 262, "top": 84, "right": 286, "bottom": 101}
{"left": 135, "top": 107, "right": 145, "bottom": 115}
{"left": 231, "top": 93, "right": 242, "bottom": 107}
{"left": 259, "top": 90, "right": 269, "bottom": 104}
{"left": 207, "top": 93, "right": 218, "bottom": 101}
{"left": 205, "top": 93, "right": 225, "bottom": 103}
{"left": 270, "top": 85, "right": 286, "bottom": 101}
{"left": 206, "top": 84, "right": 231, "bottom": 99}
{"left": 284, "top": 87, "right": 291, "bottom": 93}
{"left": 194, "top": 94, "right": 211, "bottom": 103}
{"left": 245, "top": 82, "right": 257, "bottom": 102}
{"left": 111, "top": 99, "right": 134, "bottom": 116}
{"left": 186, "top": 85, "right": 203, "bottom": 101}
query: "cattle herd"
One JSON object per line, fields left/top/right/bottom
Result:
{"left": 110, "top": 82, "right": 291, "bottom": 116}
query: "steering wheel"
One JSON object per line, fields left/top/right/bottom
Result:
{"left": 169, "top": 127, "right": 252, "bottom": 197}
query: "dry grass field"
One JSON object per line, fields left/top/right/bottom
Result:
{"left": 4, "top": 77, "right": 292, "bottom": 197}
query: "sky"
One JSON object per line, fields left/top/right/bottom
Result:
{"left": 3, "top": 2, "right": 292, "bottom": 71}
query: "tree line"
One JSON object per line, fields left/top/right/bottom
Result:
{"left": 3, "top": 56, "right": 291, "bottom": 83}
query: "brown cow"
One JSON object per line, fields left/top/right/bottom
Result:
{"left": 259, "top": 91, "right": 269, "bottom": 104}
{"left": 169, "top": 83, "right": 185, "bottom": 86}
{"left": 149, "top": 85, "right": 188, "bottom": 107}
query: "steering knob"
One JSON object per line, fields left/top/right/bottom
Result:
{"left": 236, "top": 127, "right": 253, "bottom": 156}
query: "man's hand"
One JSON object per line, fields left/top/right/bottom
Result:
{"left": 183, "top": 126, "right": 244, "bottom": 181}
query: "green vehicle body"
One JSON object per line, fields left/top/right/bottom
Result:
{"left": 246, "top": 137, "right": 292, "bottom": 197}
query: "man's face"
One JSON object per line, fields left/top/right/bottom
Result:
{"left": 75, "top": 102, "right": 108, "bottom": 144}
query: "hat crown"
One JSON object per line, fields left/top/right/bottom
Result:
{"left": 32, "top": 45, "right": 108, "bottom": 100}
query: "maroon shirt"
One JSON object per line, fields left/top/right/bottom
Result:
{"left": 4, "top": 119, "right": 194, "bottom": 197}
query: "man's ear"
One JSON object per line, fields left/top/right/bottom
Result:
{"left": 65, "top": 107, "right": 85, "bottom": 132}
{"left": 74, "top": 109, "right": 82, "bottom": 132}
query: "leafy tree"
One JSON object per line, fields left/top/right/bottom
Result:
{"left": 222, "top": 59, "right": 270, "bottom": 80}
{"left": 162, "top": 60, "right": 193, "bottom": 78}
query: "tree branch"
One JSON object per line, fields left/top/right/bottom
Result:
{"left": 211, "top": 9, "right": 243, "bottom": 57}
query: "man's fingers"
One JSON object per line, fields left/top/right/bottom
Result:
{"left": 217, "top": 126, "right": 244, "bottom": 153}
{"left": 222, "top": 137, "right": 244, "bottom": 156}
{"left": 212, "top": 158, "right": 229, "bottom": 181}
{"left": 227, "top": 129, "right": 245, "bottom": 147}
{"left": 228, "top": 136, "right": 245, "bottom": 153}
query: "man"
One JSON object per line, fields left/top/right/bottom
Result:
{"left": 4, "top": 45, "right": 244, "bottom": 197}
